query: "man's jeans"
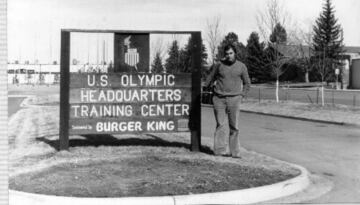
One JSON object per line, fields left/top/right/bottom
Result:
{"left": 212, "top": 94, "right": 242, "bottom": 157}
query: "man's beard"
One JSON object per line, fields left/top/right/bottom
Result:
{"left": 221, "top": 57, "right": 236, "bottom": 65}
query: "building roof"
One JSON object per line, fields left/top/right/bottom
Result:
{"left": 275, "top": 44, "right": 312, "bottom": 58}
{"left": 343, "top": 46, "right": 360, "bottom": 54}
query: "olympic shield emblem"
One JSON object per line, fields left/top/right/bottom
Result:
{"left": 124, "top": 36, "right": 139, "bottom": 70}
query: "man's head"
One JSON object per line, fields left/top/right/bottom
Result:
{"left": 223, "top": 44, "right": 237, "bottom": 64}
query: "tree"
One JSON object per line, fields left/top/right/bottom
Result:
{"left": 151, "top": 52, "right": 164, "bottom": 73}
{"left": 270, "top": 23, "right": 287, "bottom": 44}
{"left": 107, "top": 61, "right": 114, "bottom": 73}
{"left": 288, "top": 20, "right": 316, "bottom": 83}
{"left": 293, "top": 44, "right": 315, "bottom": 83}
{"left": 256, "top": 0, "right": 294, "bottom": 103}
{"left": 245, "top": 32, "right": 270, "bottom": 82}
{"left": 205, "top": 15, "right": 224, "bottom": 64}
{"left": 165, "top": 40, "right": 181, "bottom": 73}
{"left": 179, "top": 36, "right": 208, "bottom": 74}
{"left": 266, "top": 22, "right": 292, "bottom": 102}
{"left": 312, "top": 0, "right": 344, "bottom": 105}
{"left": 256, "top": 0, "right": 290, "bottom": 43}
{"left": 217, "top": 32, "right": 246, "bottom": 62}
{"left": 151, "top": 36, "right": 166, "bottom": 62}
{"left": 312, "top": 0, "right": 344, "bottom": 83}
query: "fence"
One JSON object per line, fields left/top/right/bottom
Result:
{"left": 8, "top": 73, "right": 60, "bottom": 85}
{"left": 201, "top": 86, "right": 360, "bottom": 107}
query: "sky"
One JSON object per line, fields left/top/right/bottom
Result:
{"left": 7, "top": 0, "right": 360, "bottom": 64}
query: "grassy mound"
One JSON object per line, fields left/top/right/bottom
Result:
{"left": 9, "top": 94, "right": 301, "bottom": 197}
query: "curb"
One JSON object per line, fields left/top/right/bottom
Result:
{"left": 174, "top": 163, "right": 309, "bottom": 205}
{"left": 9, "top": 164, "right": 309, "bottom": 205}
{"left": 201, "top": 103, "right": 360, "bottom": 128}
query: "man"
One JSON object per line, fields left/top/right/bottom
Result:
{"left": 205, "top": 44, "right": 251, "bottom": 158}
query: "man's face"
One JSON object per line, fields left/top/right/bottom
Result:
{"left": 225, "top": 48, "right": 236, "bottom": 63}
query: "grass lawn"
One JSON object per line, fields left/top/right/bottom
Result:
{"left": 10, "top": 147, "right": 298, "bottom": 197}
{"left": 240, "top": 99, "right": 360, "bottom": 126}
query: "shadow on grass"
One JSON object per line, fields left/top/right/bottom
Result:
{"left": 36, "top": 134, "right": 214, "bottom": 155}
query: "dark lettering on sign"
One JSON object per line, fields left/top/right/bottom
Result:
{"left": 69, "top": 73, "right": 191, "bottom": 134}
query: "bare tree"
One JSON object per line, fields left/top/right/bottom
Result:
{"left": 150, "top": 36, "right": 166, "bottom": 73}
{"left": 205, "top": 15, "right": 224, "bottom": 64}
{"left": 287, "top": 20, "right": 315, "bottom": 83}
{"left": 299, "top": 21, "right": 315, "bottom": 83}
{"left": 256, "top": 0, "right": 293, "bottom": 102}
{"left": 265, "top": 44, "right": 293, "bottom": 102}
{"left": 171, "top": 34, "right": 184, "bottom": 46}
{"left": 316, "top": 49, "right": 334, "bottom": 106}
{"left": 151, "top": 36, "right": 166, "bottom": 60}
{"left": 256, "top": 0, "right": 290, "bottom": 43}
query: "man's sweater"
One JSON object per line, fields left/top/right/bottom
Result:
{"left": 205, "top": 60, "right": 251, "bottom": 97}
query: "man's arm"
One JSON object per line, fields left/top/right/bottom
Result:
{"left": 241, "top": 64, "right": 251, "bottom": 98}
{"left": 204, "top": 63, "right": 218, "bottom": 89}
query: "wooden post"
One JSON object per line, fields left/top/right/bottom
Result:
{"left": 113, "top": 33, "right": 122, "bottom": 73}
{"left": 59, "top": 31, "right": 70, "bottom": 151}
{"left": 316, "top": 88, "right": 319, "bottom": 104}
{"left": 190, "top": 32, "right": 202, "bottom": 152}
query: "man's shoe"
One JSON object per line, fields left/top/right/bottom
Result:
{"left": 232, "top": 155, "right": 242, "bottom": 159}
{"left": 215, "top": 153, "right": 231, "bottom": 157}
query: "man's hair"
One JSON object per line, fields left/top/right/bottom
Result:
{"left": 224, "top": 44, "right": 237, "bottom": 54}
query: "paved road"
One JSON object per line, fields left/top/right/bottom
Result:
{"left": 202, "top": 106, "right": 360, "bottom": 203}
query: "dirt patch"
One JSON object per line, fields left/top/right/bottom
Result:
{"left": 10, "top": 154, "right": 298, "bottom": 197}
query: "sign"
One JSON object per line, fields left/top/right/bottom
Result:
{"left": 69, "top": 73, "right": 191, "bottom": 134}
{"left": 59, "top": 30, "right": 202, "bottom": 151}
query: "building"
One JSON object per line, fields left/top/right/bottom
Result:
{"left": 275, "top": 44, "right": 360, "bottom": 88}
{"left": 7, "top": 63, "right": 110, "bottom": 84}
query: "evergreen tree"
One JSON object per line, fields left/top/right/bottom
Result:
{"left": 151, "top": 52, "right": 164, "bottom": 73}
{"left": 165, "top": 40, "right": 181, "bottom": 73}
{"left": 269, "top": 23, "right": 287, "bottom": 44}
{"left": 245, "top": 32, "right": 270, "bottom": 82}
{"left": 217, "top": 32, "right": 246, "bottom": 62}
{"left": 179, "top": 36, "right": 208, "bottom": 73}
{"left": 312, "top": 0, "right": 344, "bottom": 82}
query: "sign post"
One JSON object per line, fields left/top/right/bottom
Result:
{"left": 335, "top": 68, "right": 340, "bottom": 90}
{"left": 59, "top": 31, "right": 70, "bottom": 150}
{"left": 190, "top": 32, "right": 201, "bottom": 152}
{"left": 59, "top": 29, "right": 201, "bottom": 152}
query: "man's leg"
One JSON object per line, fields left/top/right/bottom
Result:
{"left": 212, "top": 95, "right": 229, "bottom": 155}
{"left": 227, "top": 95, "right": 242, "bottom": 157}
